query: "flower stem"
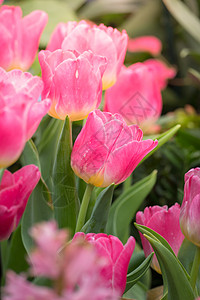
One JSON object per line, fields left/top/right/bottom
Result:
{"left": 0, "top": 168, "right": 5, "bottom": 183}
{"left": 190, "top": 246, "right": 200, "bottom": 290}
{"left": 75, "top": 184, "right": 94, "bottom": 232}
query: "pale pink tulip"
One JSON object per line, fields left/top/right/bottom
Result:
{"left": 104, "top": 63, "right": 162, "bottom": 130}
{"left": 128, "top": 36, "right": 162, "bottom": 56}
{"left": 144, "top": 59, "right": 176, "bottom": 90}
{"left": 0, "top": 5, "right": 47, "bottom": 71}
{"left": 74, "top": 232, "right": 135, "bottom": 296}
{"left": 71, "top": 110, "right": 158, "bottom": 187}
{"left": 38, "top": 49, "right": 106, "bottom": 121}
{"left": 180, "top": 168, "right": 200, "bottom": 247}
{"left": 136, "top": 203, "right": 184, "bottom": 274}
{"left": 47, "top": 20, "right": 128, "bottom": 90}
{"left": 0, "top": 165, "right": 40, "bottom": 241}
{"left": 0, "top": 68, "right": 50, "bottom": 168}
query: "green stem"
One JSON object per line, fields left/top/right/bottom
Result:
{"left": 123, "top": 175, "right": 132, "bottom": 192}
{"left": 75, "top": 184, "right": 94, "bottom": 232}
{"left": 0, "top": 168, "right": 5, "bottom": 183}
{"left": 190, "top": 246, "right": 200, "bottom": 290}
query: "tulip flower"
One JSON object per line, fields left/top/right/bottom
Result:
{"left": 180, "top": 168, "right": 200, "bottom": 247}
{"left": 136, "top": 203, "right": 184, "bottom": 273}
{"left": 128, "top": 36, "right": 162, "bottom": 56}
{"left": 0, "top": 68, "right": 51, "bottom": 168}
{"left": 71, "top": 110, "right": 158, "bottom": 187}
{"left": 104, "top": 63, "right": 162, "bottom": 131}
{"left": 0, "top": 5, "right": 47, "bottom": 71}
{"left": 47, "top": 20, "right": 128, "bottom": 90}
{"left": 0, "top": 165, "right": 40, "bottom": 241}
{"left": 38, "top": 49, "right": 107, "bottom": 121}
{"left": 144, "top": 59, "right": 176, "bottom": 90}
{"left": 74, "top": 232, "right": 135, "bottom": 296}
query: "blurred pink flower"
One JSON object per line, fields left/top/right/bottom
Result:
{"left": 144, "top": 59, "right": 176, "bottom": 90}
{"left": 0, "top": 68, "right": 50, "bottom": 168}
{"left": 0, "top": 0, "right": 4, "bottom": 5}
{"left": 0, "top": 165, "right": 40, "bottom": 241}
{"left": 47, "top": 20, "right": 128, "bottom": 90}
{"left": 3, "top": 221, "right": 119, "bottom": 300}
{"left": 74, "top": 233, "right": 135, "bottom": 296}
{"left": 0, "top": 5, "right": 47, "bottom": 71}
{"left": 39, "top": 49, "right": 106, "bottom": 121}
{"left": 136, "top": 203, "right": 185, "bottom": 273}
{"left": 128, "top": 36, "right": 162, "bottom": 56}
{"left": 104, "top": 63, "right": 162, "bottom": 131}
{"left": 71, "top": 110, "right": 158, "bottom": 187}
{"left": 180, "top": 168, "right": 200, "bottom": 247}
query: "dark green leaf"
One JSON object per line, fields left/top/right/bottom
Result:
{"left": 82, "top": 184, "right": 115, "bottom": 233}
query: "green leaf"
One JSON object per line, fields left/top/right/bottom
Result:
{"left": 139, "top": 125, "right": 181, "bottom": 165}
{"left": 52, "top": 117, "right": 79, "bottom": 234}
{"left": 163, "top": 0, "right": 200, "bottom": 43}
{"left": 125, "top": 253, "right": 153, "bottom": 293}
{"left": 178, "top": 239, "right": 200, "bottom": 294}
{"left": 106, "top": 170, "right": 157, "bottom": 243}
{"left": 82, "top": 184, "right": 115, "bottom": 233}
{"left": 145, "top": 235, "right": 195, "bottom": 300}
{"left": 7, "top": 226, "right": 29, "bottom": 273}
{"left": 0, "top": 168, "right": 4, "bottom": 183}
{"left": 20, "top": 139, "right": 41, "bottom": 170}
{"left": 123, "top": 281, "right": 147, "bottom": 300}
{"left": 21, "top": 179, "right": 53, "bottom": 254}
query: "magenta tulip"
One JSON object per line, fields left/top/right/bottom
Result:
{"left": 104, "top": 63, "right": 162, "bottom": 131}
{"left": 0, "top": 5, "right": 47, "bottom": 71}
{"left": 47, "top": 20, "right": 128, "bottom": 90}
{"left": 180, "top": 168, "right": 200, "bottom": 247}
{"left": 71, "top": 110, "right": 157, "bottom": 187}
{"left": 128, "top": 36, "right": 162, "bottom": 56}
{"left": 136, "top": 203, "right": 184, "bottom": 273}
{"left": 38, "top": 49, "right": 106, "bottom": 121}
{"left": 144, "top": 59, "right": 176, "bottom": 90}
{"left": 74, "top": 232, "right": 135, "bottom": 296}
{"left": 0, "top": 165, "right": 40, "bottom": 241}
{"left": 0, "top": 68, "right": 50, "bottom": 168}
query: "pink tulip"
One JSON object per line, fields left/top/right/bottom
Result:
{"left": 0, "top": 5, "right": 47, "bottom": 71}
{"left": 144, "top": 59, "right": 176, "bottom": 90}
{"left": 128, "top": 36, "right": 162, "bottom": 56}
{"left": 0, "top": 68, "right": 50, "bottom": 168}
{"left": 38, "top": 49, "right": 106, "bottom": 121}
{"left": 136, "top": 203, "right": 185, "bottom": 273}
{"left": 104, "top": 63, "right": 162, "bottom": 131}
{"left": 71, "top": 110, "right": 158, "bottom": 187}
{"left": 180, "top": 168, "right": 200, "bottom": 247}
{"left": 47, "top": 20, "right": 128, "bottom": 90}
{"left": 74, "top": 232, "right": 135, "bottom": 296}
{"left": 0, "top": 165, "right": 40, "bottom": 241}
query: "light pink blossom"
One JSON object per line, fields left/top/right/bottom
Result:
{"left": 0, "top": 165, "right": 40, "bottom": 241}
{"left": 128, "top": 36, "right": 162, "bottom": 56}
{"left": 0, "top": 68, "right": 50, "bottom": 168}
{"left": 74, "top": 233, "right": 135, "bottom": 296}
{"left": 104, "top": 63, "right": 162, "bottom": 131}
{"left": 180, "top": 168, "right": 200, "bottom": 247}
{"left": 0, "top": 5, "right": 47, "bottom": 71}
{"left": 39, "top": 49, "right": 106, "bottom": 121}
{"left": 136, "top": 203, "right": 185, "bottom": 273}
{"left": 47, "top": 20, "right": 128, "bottom": 90}
{"left": 71, "top": 110, "right": 158, "bottom": 187}
{"left": 144, "top": 59, "right": 176, "bottom": 90}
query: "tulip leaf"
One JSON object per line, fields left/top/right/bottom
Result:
{"left": 163, "top": 0, "right": 200, "bottom": 43}
{"left": 21, "top": 179, "right": 53, "bottom": 254}
{"left": 82, "top": 184, "right": 115, "bottom": 233}
{"left": 106, "top": 170, "right": 157, "bottom": 243}
{"left": 0, "top": 168, "right": 4, "bottom": 183}
{"left": 20, "top": 139, "right": 41, "bottom": 170}
{"left": 139, "top": 124, "right": 181, "bottom": 165}
{"left": 52, "top": 117, "right": 79, "bottom": 234}
{"left": 144, "top": 234, "right": 195, "bottom": 300}
{"left": 7, "top": 226, "right": 29, "bottom": 274}
{"left": 125, "top": 253, "right": 153, "bottom": 293}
